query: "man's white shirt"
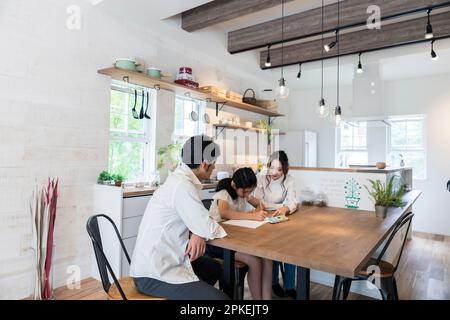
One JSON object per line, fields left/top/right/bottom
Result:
{"left": 130, "top": 163, "right": 227, "bottom": 284}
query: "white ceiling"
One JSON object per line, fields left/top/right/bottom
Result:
{"left": 91, "top": 0, "right": 213, "bottom": 20}
{"left": 95, "top": 0, "right": 450, "bottom": 91}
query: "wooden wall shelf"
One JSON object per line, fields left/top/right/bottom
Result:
{"left": 213, "top": 124, "right": 285, "bottom": 135}
{"left": 98, "top": 67, "right": 285, "bottom": 118}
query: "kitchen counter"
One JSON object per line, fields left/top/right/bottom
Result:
{"left": 123, "top": 182, "right": 218, "bottom": 198}
{"left": 290, "top": 166, "right": 412, "bottom": 174}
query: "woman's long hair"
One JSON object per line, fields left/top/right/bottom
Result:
{"left": 265, "top": 151, "right": 290, "bottom": 195}
{"left": 216, "top": 167, "right": 257, "bottom": 200}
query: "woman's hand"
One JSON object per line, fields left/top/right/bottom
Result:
{"left": 273, "top": 206, "right": 290, "bottom": 217}
{"left": 250, "top": 209, "right": 268, "bottom": 221}
{"left": 185, "top": 234, "right": 206, "bottom": 261}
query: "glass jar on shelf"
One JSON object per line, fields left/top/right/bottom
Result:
{"left": 314, "top": 192, "right": 328, "bottom": 207}
{"left": 300, "top": 188, "right": 315, "bottom": 206}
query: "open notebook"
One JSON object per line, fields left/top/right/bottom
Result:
{"left": 222, "top": 220, "right": 268, "bottom": 229}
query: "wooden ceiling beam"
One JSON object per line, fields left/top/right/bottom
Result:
{"left": 229, "top": 0, "right": 450, "bottom": 54}
{"left": 181, "top": 0, "right": 295, "bottom": 32}
{"left": 259, "top": 11, "right": 450, "bottom": 69}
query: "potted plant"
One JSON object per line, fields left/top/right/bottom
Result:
{"left": 364, "top": 176, "right": 405, "bottom": 218}
{"left": 157, "top": 143, "right": 183, "bottom": 172}
{"left": 112, "top": 174, "right": 125, "bottom": 187}
{"left": 257, "top": 119, "right": 272, "bottom": 136}
{"left": 97, "top": 171, "right": 112, "bottom": 185}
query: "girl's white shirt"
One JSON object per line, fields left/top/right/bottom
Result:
{"left": 254, "top": 171, "right": 298, "bottom": 213}
{"left": 209, "top": 189, "right": 249, "bottom": 222}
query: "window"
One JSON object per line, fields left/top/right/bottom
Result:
{"left": 336, "top": 122, "right": 368, "bottom": 167}
{"left": 173, "top": 96, "right": 206, "bottom": 144}
{"left": 388, "top": 115, "right": 426, "bottom": 180}
{"left": 108, "top": 83, "right": 154, "bottom": 182}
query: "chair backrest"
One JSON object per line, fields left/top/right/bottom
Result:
{"left": 86, "top": 214, "right": 131, "bottom": 300}
{"left": 375, "top": 212, "right": 414, "bottom": 273}
{"left": 202, "top": 199, "right": 213, "bottom": 210}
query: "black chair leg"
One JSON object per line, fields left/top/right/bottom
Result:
{"left": 392, "top": 277, "right": 399, "bottom": 300}
{"left": 380, "top": 277, "right": 395, "bottom": 300}
{"left": 234, "top": 267, "right": 248, "bottom": 300}
{"left": 342, "top": 279, "right": 352, "bottom": 300}
{"left": 332, "top": 276, "right": 344, "bottom": 300}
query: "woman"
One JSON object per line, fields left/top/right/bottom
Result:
{"left": 207, "top": 168, "right": 273, "bottom": 300}
{"left": 254, "top": 151, "right": 298, "bottom": 298}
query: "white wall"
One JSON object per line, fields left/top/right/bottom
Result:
{"left": 383, "top": 74, "right": 450, "bottom": 236}
{"left": 0, "top": 0, "right": 274, "bottom": 299}
{"left": 286, "top": 86, "right": 353, "bottom": 167}
{"left": 287, "top": 73, "right": 450, "bottom": 236}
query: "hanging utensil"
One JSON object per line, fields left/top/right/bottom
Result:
{"left": 144, "top": 91, "right": 151, "bottom": 119}
{"left": 132, "top": 89, "right": 139, "bottom": 119}
{"left": 189, "top": 99, "right": 199, "bottom": 122}
{"left": 139, "top": 90, "right": 145, "bottom": 119}
{"left": 203, "top": 112, "right": 210, "bottom": 124}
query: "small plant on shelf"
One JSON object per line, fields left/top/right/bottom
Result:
{"left": 112, "top": 174, "right": 126, "bottom": 187}
{"left": 97, "top": 171, "right": 113, "bottom": 185}
{"left": 364, "top": 176, "right": 405, "bottom": 218}
{"left": 257, "top": 120, "right": 272, "bottom": 136}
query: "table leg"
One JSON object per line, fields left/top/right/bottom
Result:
{"left": 222, "top": 249, "right": 236, "bottom": 299}
{"left": 296, "top": 266, "right": 310, "bottom": 300}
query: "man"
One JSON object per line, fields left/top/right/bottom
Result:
{"left": 130, "top": 135, "right": 229, "bottom": 300}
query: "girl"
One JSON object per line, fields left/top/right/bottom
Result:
{"left": 254, "top": 151, "right": 298, "bottom": 298}
{"left": 207, "top": 167, "right": 273, "bottom": 300}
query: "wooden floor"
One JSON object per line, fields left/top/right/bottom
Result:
{"left": 54, "top": 233, "right": 450, "bottom": 300}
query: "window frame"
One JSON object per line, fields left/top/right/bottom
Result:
{"left": 108, "top": 82, "right": 155, "bottom": 182}
{"left": 173, "top": 95, "right": 206, "bottom": 144}
{"left": 335, "top": 122, "right": 369, "bottom": 167}
{"left": 387, "top": 115, "right": 427, "bottom": 180}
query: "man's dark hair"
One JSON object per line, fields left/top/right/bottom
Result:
{"left": 181, "top": 135, "right": 220, "bottom": 169}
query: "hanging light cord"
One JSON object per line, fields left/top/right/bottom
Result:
{"left": 337, "top": 0, "right": 340, "bottom": 108}
{"left": 321, "top": 0, "right": 324, "bottom": 100}
{"left": 281, "top": 0, "right": 285, "bottom": 79}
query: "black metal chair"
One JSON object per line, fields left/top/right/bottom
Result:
{"left": 202, "top": 199, "right": 249, "bottom": 300}
{"left": 332, "top": 212, "right": 414, "bottom": 300}
{"left": 86, "top": 214, "right": 165, "bottom": 300}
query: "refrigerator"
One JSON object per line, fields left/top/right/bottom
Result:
{"left": 279, "top": 131, "right": 318, "bottom": 167}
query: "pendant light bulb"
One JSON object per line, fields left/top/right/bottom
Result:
{"left": 316, "top": 98, "right": 330, "bottom": 118}
{"left": 276, "top": 78, "right": 290, "bottom": 99}
{"left": 425, "top": 9, "right": 434, "bottom": 39}
{"left": 275, "top": 0, "right": 289, "bottom": 99}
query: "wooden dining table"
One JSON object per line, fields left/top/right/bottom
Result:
{"left": 208, "top": 190, "right": 422, "bottom": 300}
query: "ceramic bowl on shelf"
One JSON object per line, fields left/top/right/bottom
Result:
{"left": 146, "top": 67, "right": 161, "bottom": 78}
{"left": 376, "top": 162, "right": 387, "bottom": 169}
{"left": 115, "top": 58, "right": 137, "bottom": 71}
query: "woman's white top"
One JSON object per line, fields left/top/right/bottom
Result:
{"left": 130, "top": 163, "right": 227, "bottom": 284}
{"left": 209, "top": 189, "right": 248, "bottom": 223}
{"left": 254, "top": 172, "right": 298, "bottom": 213}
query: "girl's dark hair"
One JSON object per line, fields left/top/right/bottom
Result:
{"left": 216, "top": 167, "right": 257, "bottom": 200}
{"left": 266, "top": 151, "right": 290, "bottom": 195}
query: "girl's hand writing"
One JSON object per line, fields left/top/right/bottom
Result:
{"left": 250, "top": 209, "right": 268, "bottom": 221}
